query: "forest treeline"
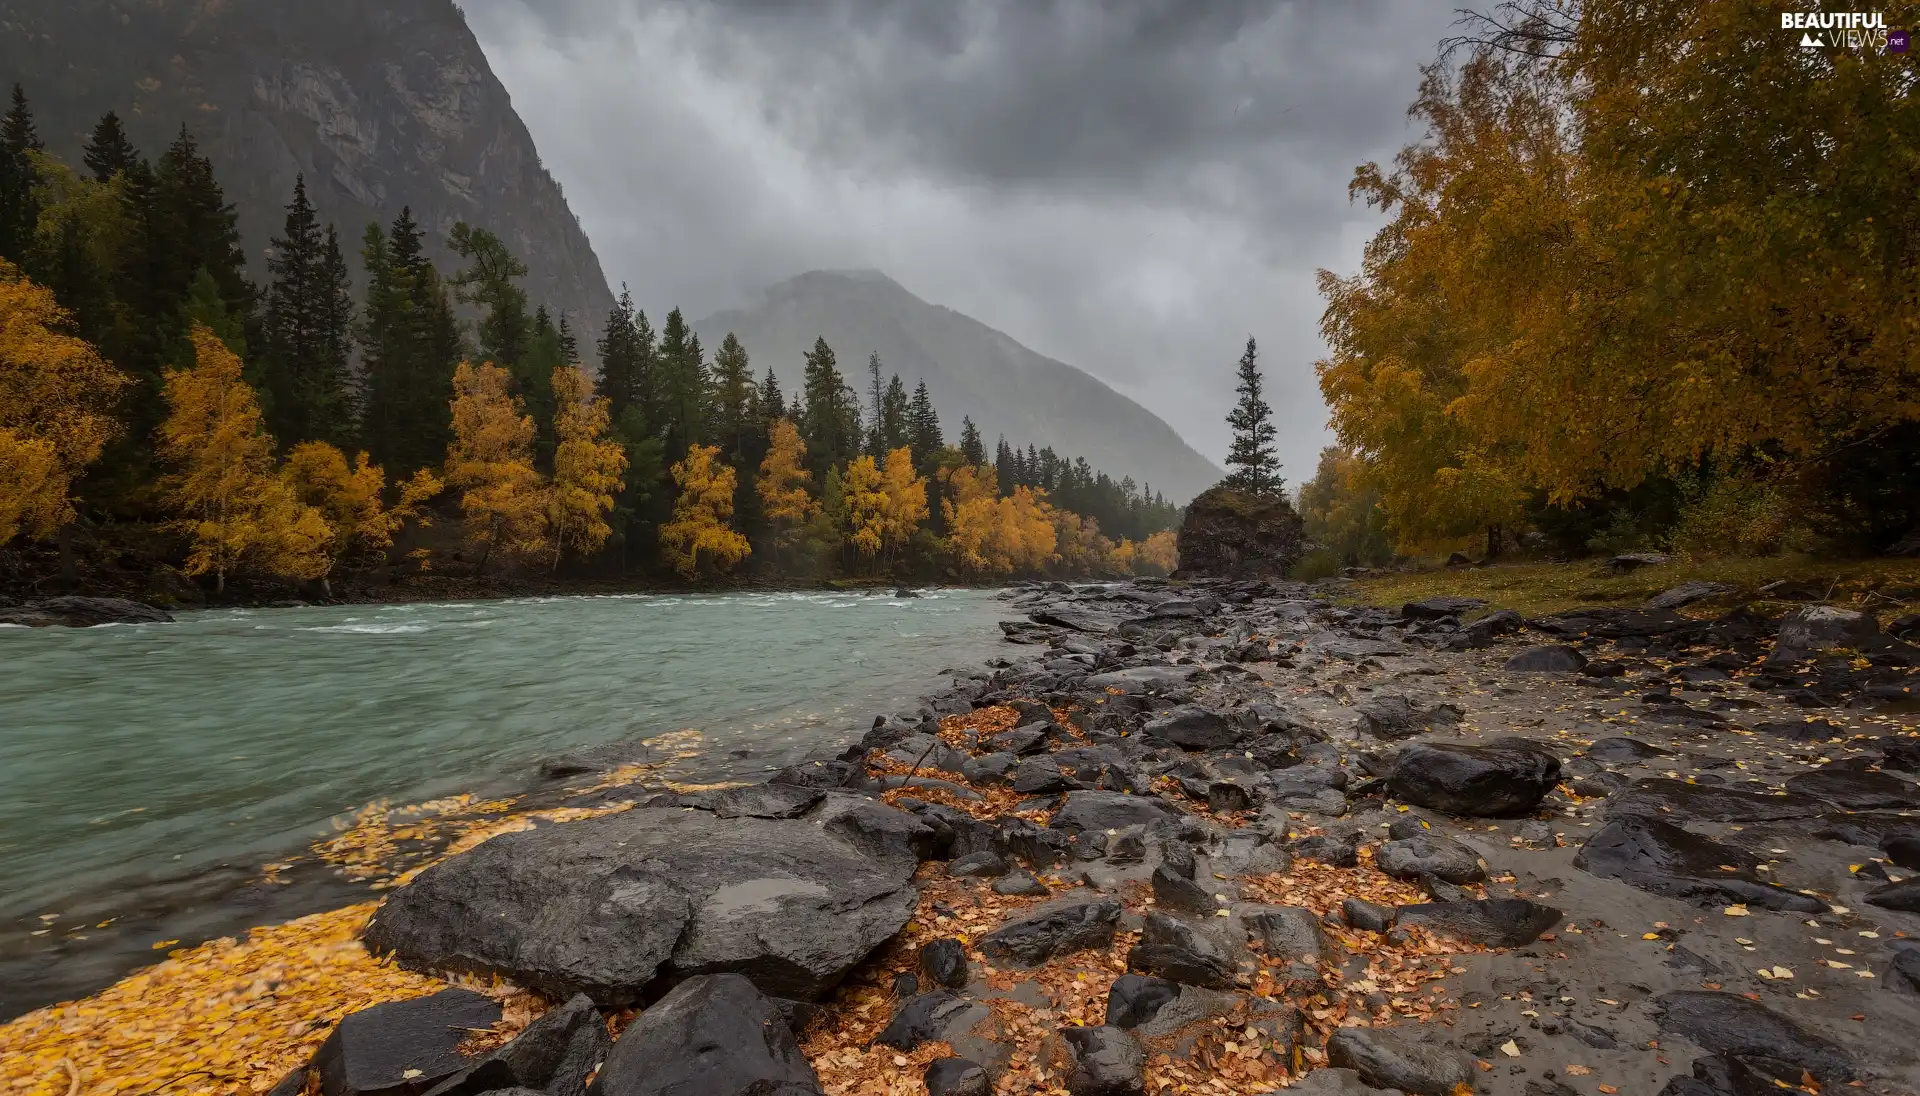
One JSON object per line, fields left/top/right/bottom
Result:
{"left": 1301, "top": 0, "right": 1917, "bottom": 567}
{"left": 0, "top": 88, "right": 1181, "bottom": 592}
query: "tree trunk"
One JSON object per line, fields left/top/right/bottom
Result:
{"left": 1485, "top": 524, "right": 1502, "bottom": 561}
{"left": 57, "top": 523, "right": 76, "bottom": 582}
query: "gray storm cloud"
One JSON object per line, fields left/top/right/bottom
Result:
{"left": 458, "top": 0, "right": 1461, "bottom": 485}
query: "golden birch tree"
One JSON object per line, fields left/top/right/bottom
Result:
{"left": 283, "top": 441, "right": 442, "bottom": 571}
{"left": 878, "top": 446, "right": 929, "bottom": 565}
{"left": 660, "top": 443, "right": 750, "bottom": 579}
{"left": 841, "top": 453, "right": 888, "bottom": 564}
{"left": 159, "top": 325, "right": 331, "bottom": 592}
{"left": 0, "top": 262, "right": 128, "bottom": 543}
{"left": 757, "top": 418, "right": 816, "bottom": 559}
{"left": 547, "top": 364, "right": 628, "bottom": 563}
{"left": 445, "top": 360, "right": 547, "bottom": 574}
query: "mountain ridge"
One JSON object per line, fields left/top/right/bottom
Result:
{"left": 696, "top": 270, "right": 1222, "bottom": 503}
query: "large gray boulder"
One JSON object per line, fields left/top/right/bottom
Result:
{"left": 0, "top": 595, "right": 175, "bottom": 627}
{"left": 1386, "top": 738, "right": 1562, "bottom": 817}
{"left": 364, "top": 806, "right": 919, "bottom": 1006}
{"left": 1774, "top": 605, "right": 1880, "bottom": 655}
{"left": 1171, "top": 485, "right": 1305, "bottom": 580}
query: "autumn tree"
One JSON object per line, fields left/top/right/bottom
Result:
{"left": 660, "top": 443, "right": 750, "bottom": 578}
{"left": 159, "top": 325, "right": 331, "bottom": 592}
{"left": 1223, "top": 336, "right": 1280, "bottom": 495}
{"left": 0, "top": 263, "right": 129, "bottom": 544}
{"left": 757, "top": 417, "right": 815, "bottom": 559}
{"left": 878, "top": 446, "right": 928, "bottom": 565}
{"left": 282, "top": 441, "right": 442, "bottom": 574}
{"left": 445, "top": 360, "right": 547, "bottom": 575}
{"left": 548, "top": 363, "right": 629, "bottom": 564}
{"left": 1298, "top": 445, "right": 1392, "bottom": 567}
{"left": 841, "top": 453, "right": 888, "bottom": 566}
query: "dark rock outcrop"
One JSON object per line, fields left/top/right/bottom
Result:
{"left": 1126, "top": 912, "right": 1236, "bottom": 989}
{"left": 1171, "top": 486, "right": 1305, "bottom": 580}
{"left": 0, "top": 596, "right": 175, "bottom": 628}
{"left": 1573, "top": 817, "right": 1823, "bottom": 911}
{"left": 1049, "top": 1025, "right": 1146, "bottom": 1096}
{"left": 1395, "top": 899, "right": 1561, "bottom": 948}
{"left": 1324, "top": 1027, "right": 1471, "bottom": 1096}
{"left": 313, "top": 989, "right": 501, "bottom": 1096}
{"left": 588, "top": 974, "right": 824, "bottom": 1096}
{"left": 1376, "top": 834, "right": 1486, "bottom": 884}
{"left": 979, "top": 898, "right": 1123, "bottom": 967}
{"left": 1652, "top": 991, "right": 1855, "bottom": 1084}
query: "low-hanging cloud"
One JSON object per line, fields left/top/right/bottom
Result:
{"left": 458, "top": 0, "right": 1460, "bottom": 483}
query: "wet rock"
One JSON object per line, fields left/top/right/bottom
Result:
{"left": 962, "top": 752, "right": 1019, "bottom": 785}
{"left": 363, "top": 807, "right": 918, "bottom": 1006}
{"left": 985, "top": 724, "right": 1053, "bottom": 755}
{"left": 1001, "top": 621, "right": 1061, "bottom": 644}
{"left": 875, "top": 990, "right": 990, "bottom": 1052}
{"left": 1609, "top": 551, "right": 1673, "bottom": 572}
{"left": 423, "top": 993, "right": 607, "bottom": 1096}
{"left": 1504, "top": 645, "right": 1588, "bottom": 672}
{"left": 1083, "top": 666, "right": 1202, "bottom": 695}
{"left": 1241, "top": 905, "right": 1329, "bottom": 963}
{"left": 1531, "top": 606, "right": 1696, "bottom": 639}
{"left": 1143, "top": 705, "right": 1240, "bottom": 750}
{"left": 923, "top": 1058, "right": 991, "bottom": 1096}
{"left": 1050, "top": 1025, "right": 1146, "bottom": 1096}
{"left": 1888, "top": 947, "right": 1920, "bottom": 993}
{"left": 999, "top": 817, "right": 1080, "bottom": 869}
{"left": 1288, "top": 1068, "right": 1406, "bottom": 1095}
{"left": 314, "top": 989, "right": 501, "bottom": 1096}
{"left": 0, "top": 595, "right": 175, "bottom": 628}
{"left": 1785, "top": 760, "right": 1920, "bottom": 809}
{"left": 1774, "top": 605, "right": 1880, "bottom": 655}
{"left": 1655, "top": 1054, "right": 1806, "bottom": 1096}
{"left": 808, "top": 794, "right": 939, "bottom": 878}
{"left": 919, "top": 938, "right": 969, "bottom": 989}
{"left": 1324, "top": 1027, "right": 1472, "bottom": 1096}
{"left": 1012, "top": 755, "right": 1078, "bottom": 794}
{"left": 948, "top": 850, "right": 1010, "bottom": 878}
{"left": 1394, "top": 899, "right": 1562, "bottom": 948}
{"left": 1386, "top": 738, "right": 1561, "bottom": 817}
{"left": 1450, "top": 609, "right": 1524, "bottom": 649}
{"left": 769, "top": 759, "right": 859, "bottom": 790}
{"left": 1604, "top": 779, "right": 1817, "bottom": 822}
{"left": 993, "top": 869, "right": 1051, "bottom": 896}
{"left": 1206, "top": 781, "right": 1254, "bottom": 813}
{"left": 1105, "top": 974, "right": 1183, "bottom": 1029}
{"left": 1584, "top": 736, "right": 1671, "bottom": 764}
{"left": 707, "top": 783, "right": 825, "bottom": 820}
{"left": 1376, "top": 834, "right": 1487, "bottom": 884}
{"left": 1209, "top": 830, "right": 1293, "bottom": 876}
{"left": 1882, "top": 830, "right": 1920, "bottom": 871}
{"left": 1646, "top": 582, "right": 1733, "bottom": 610}
{"left": 1652, "top": 990, "right": 1855, "bottom": 1084}
{"left": 1150, "top": 864, "right": 1220, "bottom": 912}
{"left": 979, "top": 898, "right": 1123, "bottom": 967}
{"left": 1883, "top": 739, "right": 1920, "bottom": 773}
{"left": 591, "top": 974, "right": 823, "bottom": 1096}
{"left": 1865, "top": 879, "right": 1920, "bottom": 912}
{"left": 1355, "top": 695, "right": 1464, "bottom": 740}
{"left": 1291, "top": 833, "right": 1359, "bottom": 867}
{"left": 1127, "top": 911, "right": 1236, "bottom": 989}
{"left": 1050, "top": 791, "right": 1182, "bottom": 835}
{"left": 1574, "top": 816, "right": 1823, "bottom": 911}
{"left": 1342, "top": 898, "right": 1395, "bottom": 932}
{"left": 1402, "top": 597, "right": 1487, "bottom": 620}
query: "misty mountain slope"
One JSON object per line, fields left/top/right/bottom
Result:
{"left": 0, "top": 0, "right": 615, "bottom": 341}
{"left": 697, "top": 270, "right": 1222, "bottom": 502}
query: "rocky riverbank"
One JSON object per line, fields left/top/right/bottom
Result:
{"left": 7, "top": 576, "right": 1919, "bottom": 1096}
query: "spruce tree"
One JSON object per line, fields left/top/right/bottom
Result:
{"left": 907, "top": 380, "right": 941, "bottom": 470}
{"left": 359, "top": 208, "right": 460, "bottom": 474}
{"left": 263, "top": 175, "right": 353, "bottom": 446}
{"left": 1222, "top": 335, "right": 1281, "bottom": 495}
{"left": 0, "top": 84, "right": 43, "bottom": 267}
{"left": 558, "top": 311, "right": 578, "bottom": 363}
{"left": 449, "top": 221, "right": 532, "bottom": 373}
{"left": 880, "top": 374, "right": 910, "bottom": 454}
{"left": 655, "top": 308, "right": 708, "bottom": 463}
{"left": 760, "top": 368, "right": 786, "bottom": 423}
{"left": 596, "top": 286, "right": 642, "bottom": 419}
{"left": 799, "top": 336, "right": 860, "bottom": 477}
{"left": 154, "top": 126, "right": 252, "bottom": 333}
{"left": 709, "top": 332, "right": 755, "bottom": 466}
{"left": 994, "top": 436, "right": 1013, "bottom": 493}
{"left": 865, "top": 352, "right": 886, "bottom": 455}
{"left": 959, "top": 416, "right": 985, "bottom": 466}
{"left": 82, "top": 111, "right": 138, "bottom": 182}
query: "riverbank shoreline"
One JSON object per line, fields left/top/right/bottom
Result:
{"left": 5, "top": 576, "right": 1918, "bottom": 1096}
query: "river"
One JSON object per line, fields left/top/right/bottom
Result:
{"left": 0, "top": 589, "right": 1009, "bottom": 927}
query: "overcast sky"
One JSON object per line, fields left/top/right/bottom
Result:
{"left": 460, "top": 0, "right": 1463, "bottom": 485}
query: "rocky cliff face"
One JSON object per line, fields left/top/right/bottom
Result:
{"left": 0, "top": 0, "right": 615, "bottom": 346}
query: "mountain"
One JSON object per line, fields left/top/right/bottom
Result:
{"left": 697, "top": 271, "right": 1223, "bottom": 503}
{"left": 0, "top": 0, "right": 615, "bottom": 341}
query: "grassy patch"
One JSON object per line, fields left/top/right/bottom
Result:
{"left": 1345, "top": 556, "right": 1920, "bottom": 619}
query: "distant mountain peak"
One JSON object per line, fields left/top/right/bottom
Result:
{"left": 698, "top": 274, "right": 1222, "bottom": 501}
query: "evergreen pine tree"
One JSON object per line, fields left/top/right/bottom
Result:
{"left": 994, "top": 436, "right": 1014, "bottom": 494}
{"left": 880, "top": 374, "right": 910, "bottom": 454}
{"left": 1222, "top": 335, "right": 1281, "bottom": 494}
{"left": 760, "top": 368, "right": 786, "bottom": 423}
{"left": 523, "top": 304, "right": 567, "bottom": 465}
{"left": 358, "top": 208, "right": 461, "bottom": 474}
{"left": 558, "top": 311, "right": 578, "bottom": 363}
{"left": 263, "top": 175, "right": 353, "bottom": 447}
{"left": 0, "top": 84, "right": 44, "bottom": 268}
{"left": 596, "top": 286, "right": 641, "bottom": 419}
{"left": 865, "top": 352, "right": 886, "bottom": 456}
{"left": 82, "top": 111, "right": 138, "bottom": 182}
{"left": 959, "top": 416, "right": 985, "bottom": 466}
{"left": 154, "top": 126, "right": 253, "bottom": 334}
{"left": 799, "top": 336, "right": 860, "bottom": 477}
{"left": 908, "top": 380, "right": 942, "bottom": 470}
{"left": 709, "top": 332, "right": 755, "bottom": 466}
{"left": 449, "top": 220, "right": 532, "bottom": 372}
{"left": 655, "top": 308, "right": 708, "bottom": 464}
